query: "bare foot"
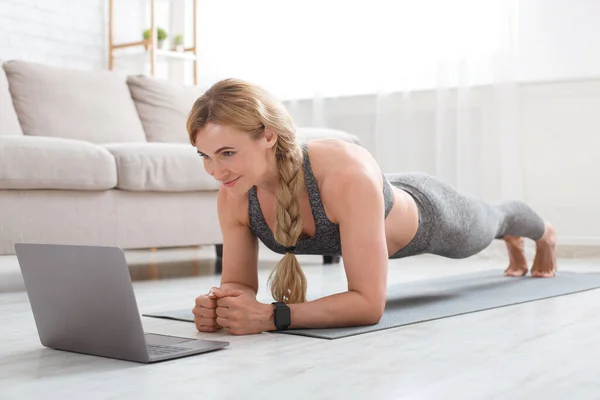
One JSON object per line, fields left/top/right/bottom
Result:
{"left": 531, "top": 222, "right": 557, "bottom": 278}
{"left": 503, "top": 236, "right": 529, "bottom": 277}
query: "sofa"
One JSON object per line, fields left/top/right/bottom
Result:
{"left": 0, "top": 60, "right": 360, "bottom": 264}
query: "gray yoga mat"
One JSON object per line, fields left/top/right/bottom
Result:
{"left": 143, "top": 269, "right": 600, "bottom": 339}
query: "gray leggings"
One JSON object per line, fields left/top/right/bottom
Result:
{"left": 386, "top": 172, "right": 546, "bottom": 259}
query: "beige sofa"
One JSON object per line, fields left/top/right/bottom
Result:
{"left": 0, "top": 60, "right": 359, "bottom": 262}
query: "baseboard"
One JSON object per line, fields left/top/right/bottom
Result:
{"left": 479, "top": 239, "right": 600, "bottom": 260}
{"left": 557, "top": 236, "right": 600, "bottom": 246}
{"left": 260, "top": 240, "right": 600, "bottom": 261}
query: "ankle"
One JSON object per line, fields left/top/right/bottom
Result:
{"left": 536, "top": 223, "right": 556, "bottom": 247}
{"left": 504, "top": 236, "right": 524, "bottom": 246}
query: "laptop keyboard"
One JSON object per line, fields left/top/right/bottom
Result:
{"left": 147, "top": 344, "right": 191, "bottom": 357}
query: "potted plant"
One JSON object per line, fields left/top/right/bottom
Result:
{"left": 142, "top": 27, "right": 168, "bottom": 50}
{"left": 174, "top": 34, "right": 184, "bottom": 52}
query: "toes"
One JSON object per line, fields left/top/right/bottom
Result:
{"left": 504, "top": 271, "right": 527, "bottom": 277}
{"left": 504, "top": 266, "right": 528, "bottom": 277}
{"left": 531, "top": 270, "right": 556, "bottom": 278}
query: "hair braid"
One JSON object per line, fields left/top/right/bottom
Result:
{"left": 267, "top": 139, "right": 307, "bottom": 304}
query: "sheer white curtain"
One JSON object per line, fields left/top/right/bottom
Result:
{"left": 196, "top": 0, "right": 522, "bottom": 201}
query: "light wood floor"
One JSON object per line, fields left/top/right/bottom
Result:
{"left": 2, "top": 244, "right": 600, "bottom": 399}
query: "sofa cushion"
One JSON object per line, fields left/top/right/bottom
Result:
{"left": 296, "top": 127, "right": 361, "bottom": 145}
{"left": 0, "top": 64, "right": 23, "bottom": 136}
{"left": 102, "top": 143, "right": 220, "bottom": 192}
{"left": 0, "top": 136, "right": 117, "bottom": 190}
{"left": 3, "top": 60, "right": 147, "bottom": 144}
{"left": 127, "top": 75, "right": 203, "bottom": 143}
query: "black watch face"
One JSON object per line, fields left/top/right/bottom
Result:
{"left": 279, "top": 311, "right": 290, "bottom": 326}
{"left": 275, "top": 305, "right": 291, "bottom": 328}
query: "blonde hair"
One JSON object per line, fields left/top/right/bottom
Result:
{"left": 186, "top": 78, "right": 307, "bottom": 304}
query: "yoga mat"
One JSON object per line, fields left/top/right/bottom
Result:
{"left": 143, "top": 269, "right": 600, "bottom": 339}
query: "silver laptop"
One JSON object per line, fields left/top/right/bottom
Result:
{"left": 14, "top": 243, "right": 230, "bottom": 363}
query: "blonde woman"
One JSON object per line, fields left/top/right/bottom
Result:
{"left": 188, "top": 79, "right": 557, "bottom": 336}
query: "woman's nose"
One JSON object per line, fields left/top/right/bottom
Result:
{"left": 212, "top": 163, "right": 228, "bottom": 181}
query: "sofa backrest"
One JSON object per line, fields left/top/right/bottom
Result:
{"left": 3, "top": 60, "right": 147, "bottom": 144}
{"left": 127, "top": 75, "right": 363, "bottom": 147}
{"left": 127, "top": 75, "right": 204, "bottom": 144}
{"left": 0, "top": 62, "right": 24, "bottom": 136}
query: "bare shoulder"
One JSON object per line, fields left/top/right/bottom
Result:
{"left": 306, "top": 138, "right": 381, "bottom": 178}
{"left": 305, "top": 139, "right": 384, "bottom": 220}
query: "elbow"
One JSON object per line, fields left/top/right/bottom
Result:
{"left": 365, "top": 309, "right": 384, "bottom": 325}
{"left": 363, "top": 300, "right": 385, "bottom": 325}
{"left": 350, "top": 290, "right": 386, "bottom": 325}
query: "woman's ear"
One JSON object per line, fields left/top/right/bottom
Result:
{"left": 263, "top": 127, "right": 278, "bottom": 148}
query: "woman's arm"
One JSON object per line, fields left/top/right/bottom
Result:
{"left": 262, "top": 168, "right": 390, "bottom": 330}
{"left": 262, "top": 291, "right": 384, "bottom": 330}
{"left": 216, "top": 186, "right": 260, "bottom": 297}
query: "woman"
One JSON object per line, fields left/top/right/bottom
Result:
{"left": 188, "top": 79, "right": 557, "bottom": 336}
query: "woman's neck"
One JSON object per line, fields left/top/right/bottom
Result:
{"left": 253, "top": 152, "right": 281, "bottom": 196}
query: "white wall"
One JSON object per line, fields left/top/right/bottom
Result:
{"left": 520, "top": 79, "right": 600, "bottom": 245}
{"left": 0, "top": 0, "right": 105, "bottom": 70}
{"left": 518, "top": 0, "right": 600, "bottom": 84}
{"left": 3, "top": 0, "right": 598, "bottom": 86}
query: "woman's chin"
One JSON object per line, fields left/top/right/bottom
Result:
{"left": 222, "top": 177, "right": 250, "bottom": 194}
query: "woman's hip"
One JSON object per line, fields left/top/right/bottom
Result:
{"left": 385, "top": 172, "right": 498, "bottom": 259}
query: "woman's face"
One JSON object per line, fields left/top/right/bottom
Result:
{"left": 195, "top": 122, "right": 276, "bottom": 195}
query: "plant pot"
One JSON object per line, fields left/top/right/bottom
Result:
{"left": 142, "top": 39, "right": 166, "bottom": 51}
{"left": 175, "top": 44, "right": 185, "bottom": 53}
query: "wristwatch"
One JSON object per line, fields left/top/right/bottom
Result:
{"left": 271, "top": 302, "right": 291, "bottom": 331}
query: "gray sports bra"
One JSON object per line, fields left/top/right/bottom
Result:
{"left": 247, "top": 143, "right": 395, "bottom": 256}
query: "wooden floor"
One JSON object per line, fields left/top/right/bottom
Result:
{"left": 2, "top": 245, "right": 600, "bottom": 399}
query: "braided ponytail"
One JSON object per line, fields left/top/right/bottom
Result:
{"left": 267, "top": 138, "right": 307, "bottom": 304}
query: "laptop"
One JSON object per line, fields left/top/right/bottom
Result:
{"left": 14, "top": 243, "right": 230, "bottom": 363}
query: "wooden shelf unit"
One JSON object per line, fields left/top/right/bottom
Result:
{"left": 108, "top": 0, "right": 199, "bottom": 84}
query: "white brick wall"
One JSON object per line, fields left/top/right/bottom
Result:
{"left": 0, "top": 0, "right": 106, "bottom": 70}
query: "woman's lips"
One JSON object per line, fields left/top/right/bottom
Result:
{"left": 223, "top": 177, "right": 241, "bottom": 187}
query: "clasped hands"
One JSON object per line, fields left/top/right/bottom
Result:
{"left": 192, "top": 287, "right": 274, "bottom": 336}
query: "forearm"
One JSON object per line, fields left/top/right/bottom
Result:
{"left": 219, "top": 281, "right": 257, "bottom": 297}
{"left": 264, "top": 290, "right": 383, "bottom": 331}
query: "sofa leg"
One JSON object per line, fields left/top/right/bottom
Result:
{"left": 215, "top": 244, "right": 223, "bottom": 274}
{"left": 323, "top": 255, "right": 340, "bottom": 264}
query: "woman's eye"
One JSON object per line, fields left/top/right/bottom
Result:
{"left": 222, "top": 151, "right": 234, "bottom": 157}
